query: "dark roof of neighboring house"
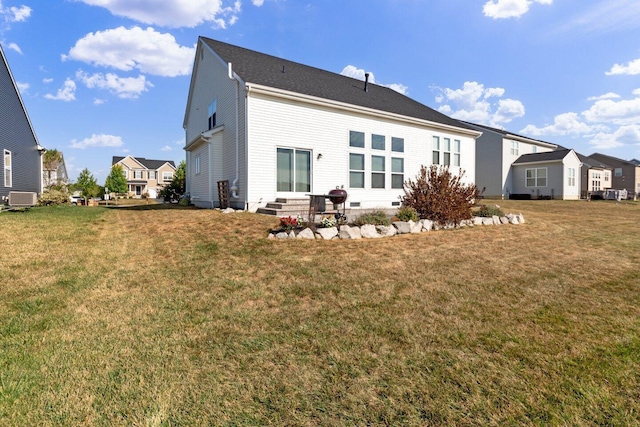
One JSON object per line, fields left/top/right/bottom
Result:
{"left": 200, "top": 37, "right": 476, "bottom": 132}
{"left": 589, "top": 152, "right": 639, "bottom": 168}
{"left": 576, "top": 153, "right": 611, "bottom": 169}
{"left": 112, "top": 156, "right": 176, "bottom": 170}
{"left": 460, "top": 121, "right": 557, "bottom": 147}
{"left": 513, "top": 148, "right": 573, "bottom": 164}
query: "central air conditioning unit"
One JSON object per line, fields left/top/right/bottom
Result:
{"left": 8, "top": 191, "right": 38, "bottom": 207}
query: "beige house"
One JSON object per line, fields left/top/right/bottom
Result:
{"left": 577, "top": 154, "right": 612, "bottom": 197}
{"left": 112, "top": 156, "right": 176, "bottom": 198}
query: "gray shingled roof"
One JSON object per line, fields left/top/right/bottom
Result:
{"left": 513, "top": 148, "right": 573, "bottom": 164}
{"left": 201, "top": 37, "right": 475, "bottom": 132}
{"left": 112, "top": 156, "right": 176, "bottom": 169}
{"left": 577, "top": 153, "right": 611, "bottom": 169}
{"left": 460, "top": 121, "right": 556, "bottom": 146}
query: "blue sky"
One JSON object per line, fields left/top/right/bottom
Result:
{"left": 1, "top": 0, "right": 640, "bottom": 182}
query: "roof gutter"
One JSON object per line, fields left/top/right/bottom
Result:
{"left": 245, "top": 83, "right": 482, "bottom": 138}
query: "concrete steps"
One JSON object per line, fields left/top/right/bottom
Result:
{"left": 256, "top": 198, "right": 310, "bottom": 216}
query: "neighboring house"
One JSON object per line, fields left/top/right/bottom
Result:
{"left": 463, "top": 122, "right": 557, "bottom": 199}
{"left": 577, "top": 153, "right": 612, "bottom": 197}
{"left": 588, "top": 153, "right": 640, "bottom": 199}
{"left": 0, "top": 43, "right": 44, "bottom": 201}
{"left": 183, "top": 37, "right": 482, "bottom": 211}
{"left": 112, "top": 156, "right": 176, "bottom": 198}
{"left": 43, "top": 152, "right": 69, "bottom": 188}
{"left": 510, "top": 149, "right": 581, "bottom": 200}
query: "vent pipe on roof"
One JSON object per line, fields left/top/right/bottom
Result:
{"left": 364, "top": 73, "right": 370, "bottom": 92}
{"left": 282, "top": 65, "right": 285, "bottom": 73}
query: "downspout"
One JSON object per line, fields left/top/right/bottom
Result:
{"left": 228, "top": 62, "right": 239, "bottom": 199}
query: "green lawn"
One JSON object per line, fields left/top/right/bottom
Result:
{"left": 1, "top": 201, "right": 639, "bottom": 426}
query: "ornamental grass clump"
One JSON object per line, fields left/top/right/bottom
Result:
{"left": 352, "top": 210, "right": 390, "bottom": 226}
{"left": 474, "top": 204, "right": 505, "bottom": 218}
{"left": 401, "top": 165, "right": 482, "bottom": 226}
{"left": 394, "top": 206, "right": 419, "bottom": 222}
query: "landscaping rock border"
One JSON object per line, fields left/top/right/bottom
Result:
{"left": 268, "top": 213, "right": 526, "bottom": 240}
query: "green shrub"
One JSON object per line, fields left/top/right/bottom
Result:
{"left": 352, "top": 210, "right": 390, "bottom": 226}
{"left": 474, "top": 204, "right": 505, "bottom": 218}
{"left": 401, "top": 165, "right": 482, "bottom": 226}
{"left": 395, "top": 206, "right": 419, "bottom": 222}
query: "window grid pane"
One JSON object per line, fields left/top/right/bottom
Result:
{"left": 392, "top": 137, "right": 404, "bottom": 152}
{"left": 350, "top": 131, "right": 365, "bottom": 148}
{"left": 372, "top": 134, "right": 385, "bottom": 150}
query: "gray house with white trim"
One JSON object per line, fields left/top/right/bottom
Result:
{"left": 0, "top": 44, "right": 44, "bottom": 201}
{"left": 511, "top": 149, "right": 582, "bottom": 200}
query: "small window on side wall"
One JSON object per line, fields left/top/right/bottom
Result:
{"left": 3, "top": 150, "right": 11, "bottom": 188}
{"left": 208, "top": 99, "right": 217, "bottom": 130}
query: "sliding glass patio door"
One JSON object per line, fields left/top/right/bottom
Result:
{"left": 277, "top": 148, "right": 311, "bottom": 193}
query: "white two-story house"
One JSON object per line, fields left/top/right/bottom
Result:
{"left": 183, "top": 37, "right": 482, "bottom": 211}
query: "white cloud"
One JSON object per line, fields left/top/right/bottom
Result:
{"left": 7, "top": 42, "right": 21, "bottom": 54}
{"left": 589, "top": 125, "right": 640, "bottom": 150}
{"left": 582, "top": 95, "right": 640, "bottom": 126}
{"left": 160, "top": 145, "right": 173, "bottom": 152}
{"left": 8, "top": 5, "right": 31, "bottom": 21}
{"left": 551, "top": 0, "right": 640, "bottom": 35}
{"left": 340, "top": 65, "right": 409, "bottom": 95}
{"left": 483, "top": 0, "right": 552, "bottom": 20}
{"left": 44, "top": 79, "right": 77, "bottom": 102}
{"left": 252, "top": 0, "right": 265, "bottom": 5}
{"left": 16, "top": 81, "right": 29, "bottom": 94}
{"left": 42, "top": 78, "right": 53, "bottom": 84}
{"left": 76, "top": 70, "right": 153, "bottom": 99}
{"left": 69, "top": 134, "right": 123, "bottom": 149}
{"left": 606, "top": 58, "right": 640, "bottom": 76}
{"left": 433, "top": 81, "right": 525, "bottom": 126}
{"left": 587, "top": 92, "right": 620, "bottom": 101}
{"left": 520, "top": 112, "right": 602, "bottom": 136}
{"left": 63, "top": 26, "right": 195, "bottom": 77}
{"left": 75, "top": 0, "right": 241, "bottom": 28}
{"left": 93, "top": 98, "right": 106, "bottom": 105}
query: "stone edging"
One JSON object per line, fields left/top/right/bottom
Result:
{"left": 268, "top": 213, "right": 525, "bottom": 240}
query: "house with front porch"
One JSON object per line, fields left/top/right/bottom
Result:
{"left": 112, "top": 156, "right": 176, "bottom": 198}
{"left": 183, "top": 37, "right": 482, "bottom": 211}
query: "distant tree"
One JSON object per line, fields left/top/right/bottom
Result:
{"left": 105, "top": 164, "right": 128, "bottom": 201}
{"left": 76, "top": 168, "right": 99, "bottom": 199}
{"left": 160, "top": 161, "right": 186, "bottom": 202}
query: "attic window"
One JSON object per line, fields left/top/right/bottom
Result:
{"left": 208, "top": 99, "right": 217, "bottom": 130}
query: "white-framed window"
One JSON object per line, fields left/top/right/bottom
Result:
{"left": 349, "top": 153, "right": 365, "bottom": 188}
{"left": 122, "top": 168, "right": 128, "bottom": 179}
{"left": 453, "top": 139, "right": 461, "bottom": 167}
{"left": 532, "top": 145, "right": 538, "bottom": 153}
{"left": 277, "top": 148, "right": 311, "bottom": 192}
{"left": 604, "top": 171, "right": 610, "bottom": 182}
{"left": 149, "top": 171, "right": 157, "bottom": 180}
{"left": 194, "top": 156, "right": 201, "bottom": 175}
{"left": 568, "top": 168, "right": 576, "bottom": 186}
{"left": 614, "top": 168, "right": 622, "bottom": 177}
{"left": 511, "top": 141, "right": 519, "bottom": 156}
{"left": 592, "top": 180, "right": 601, "bottom": 191}
{"left": 349, "top": 130, "right": 365, "bottom": 148}
{"left": 371, "top": 155, "right": 385, "bottom": 189}
{"left": 208, "top": 99, "right": 217, "bottom": 130}
{"left": 372, "top": 134, "right": 385, "bottom": 151}
{"left": 133, "top": 170, "right": 144, "bottom": 179}
{"left": 526, "top": 167, "right": 547, "bottom": 187}
{"left": 392, "top": 157, "right": 404, "bottom": 189}
{"left": 432, "top": 136, "right": 440, "bottom": 165}
{"left": 162, "top": 171, "right": 173, "bottom": 182}
{"left": 3, "top": 150, "right": 11, "bottom": 188}
{"left": 391, "top": 137, "right": 404, "bottom": 153}
{"left": 443, "top": 138, "right": 451, "bottom": 166}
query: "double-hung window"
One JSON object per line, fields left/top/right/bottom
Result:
{"left": 443, "top": 138, "right": 451, "bottom": 166}
{"left": 511, "top": 141, "right": 519, "bottom": 156}
{"left": 614, "top": 168, "right": 622, "bottom": 177}
{"left": 432, "top": 136, "right": 440, "bottom": 165}
{"left": 349, "top": 153, "right": 365, "bottom": 188}
{"left": 391, "top": 157, "right": 404, "bottom": 189}
{"left": 194, "top": 156, "right": 201, "bottom": 175}
{"left": 3, "top": 150, "right": 11, "bottom": 188}
{"left": 371, "top": 155, "right": 385, "bottom": 189}
{"left": 162, "top": 171, "right": 173, "bottom": 182}
{"left": 568, "top": 168, "right": 576, "bottom": 186}
{"left": 453, "top": 139, "right": 461, "bottom": 167}
{"left": 526, "top": 168, "right": 547, "bottom": 187}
